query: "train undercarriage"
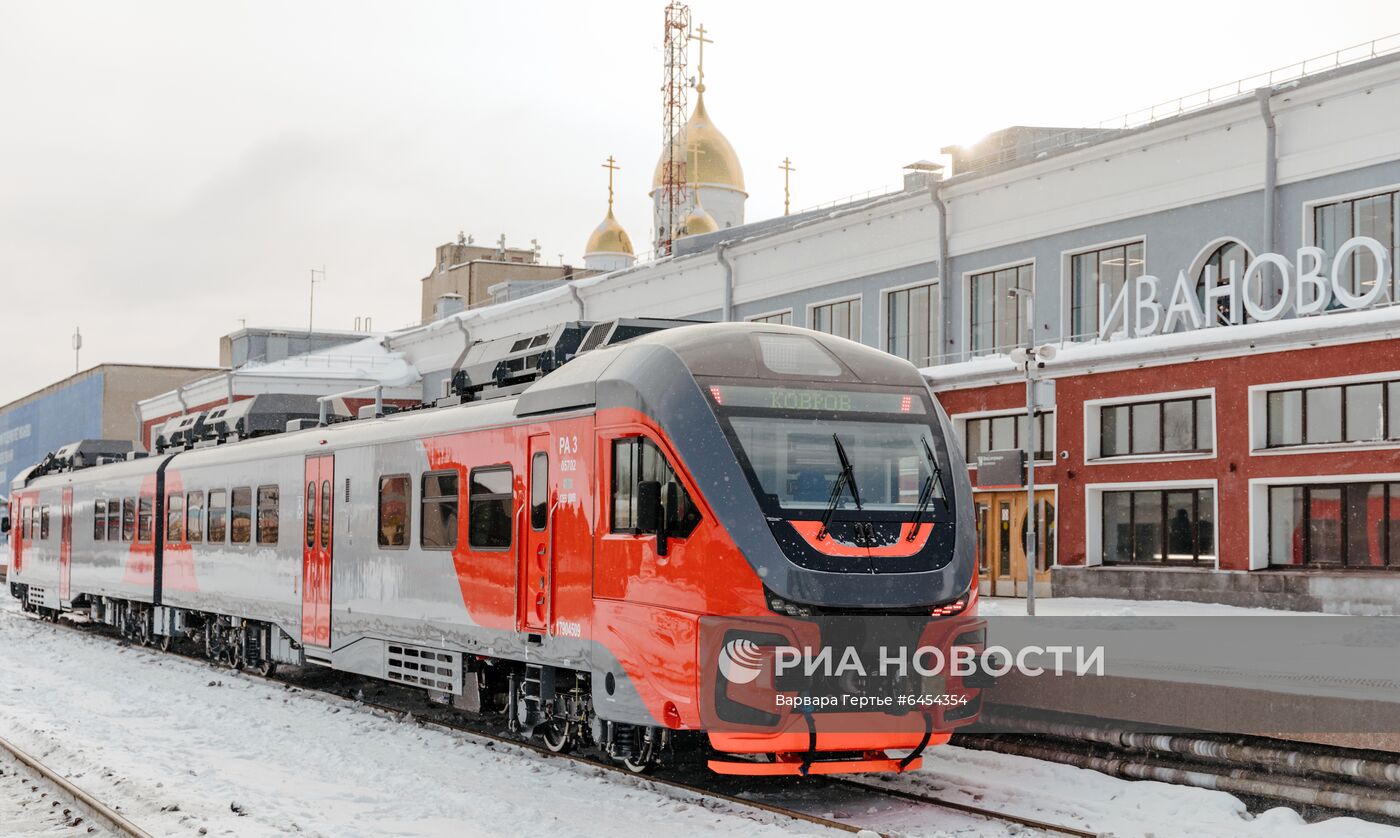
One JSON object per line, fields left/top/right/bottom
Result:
{"left": 10, "top": 584, "right": 673, "bottom": 773}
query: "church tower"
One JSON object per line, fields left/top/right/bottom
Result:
{"left": 584, "top": 155, "right": 636, "bottom": 272}
{"left": 651, "top": 24, "right": 745, "bottom": 249}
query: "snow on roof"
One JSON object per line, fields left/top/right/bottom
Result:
{"left": 925, "top": 303, "right": 1400, "bottom": 390}
{"left": 236, "top": 335, "right": 420, "bottom": 387}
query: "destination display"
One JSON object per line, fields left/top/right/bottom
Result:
{"left": 707, "top": 384, "right": 924, "bottom": 414}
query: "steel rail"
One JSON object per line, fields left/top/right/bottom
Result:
{"left": 0, "top": 733, "right": 154, "bottom": 838}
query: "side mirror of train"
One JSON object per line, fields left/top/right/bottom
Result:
{"left": 636, "top": 481, "right": 662, "bottom": 534}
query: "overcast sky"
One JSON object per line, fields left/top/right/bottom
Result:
{"left": 2, "top": 1, "right": 1398, "bottom": 406}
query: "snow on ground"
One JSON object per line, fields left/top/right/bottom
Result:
{"left": 0, "top": 601, "right": 821, "bottom": 838}
{"left": 0, "top": 749, "right": 114, "bottom": 836}
{"left": 977, "top": 596, "right": 1307, "bottom": 617}
{"left": 0, "top": 596, "right": 1396, "bottom": 838}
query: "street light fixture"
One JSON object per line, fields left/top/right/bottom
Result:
{"left": 1006, "top": 287, "right": 1057, "bottom": 616}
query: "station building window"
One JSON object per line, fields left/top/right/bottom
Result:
{"left": 969, "top": 263, "right": 1032, "bottom": 357}
{"left": 885, "top": 281, "right": 939, "bottom": 367}
{"left": 1098, "top": 396, "right": 1213, "bottom": 458}
{"left": 1069, "top": 242, "right": 1144, "bottom": 340}
{"left": 1101, "top": 487, "right": 1215, "bottom": 565}
{"left": 1194, "top": 240, "right": 1251, "bottom": 326}
{"left": 468, "top": 466, "right": 513, "bottom": 550}
{"left": 1268, "top": 482, "right": 1400, "bottom": 568}
{"left": 1266, "top": 379, "right": 1400, "bottom": 448}
{"left": 378, "top": 475, "right": 410, "bottom": 548}
{"left": 810, "top": 298, "right": 861, "bottom": 341}
{"left": 962, "top": 411, "right": 1054, "bottom": 464}
{"left": 421, "top": 471, "right": 459, "bottom": 549}
{"left": 748, "top": 309, "right": 793, "bottom": 325}
{"left": 1313, "top": 189, "right": 1400, "bottom": 300}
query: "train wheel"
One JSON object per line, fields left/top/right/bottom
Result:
{"left": 540, "top": 721, "right": 573, "bottom": 754}
{"left": 157, "top": 633, "right": 173, "bottom": 653}
{"left": 620, "top": 740, "right": 656, "bottom": 774}
{"left": 256, "top": 660, "right": 277, "bottom": 678}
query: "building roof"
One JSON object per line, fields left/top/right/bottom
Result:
{"left": 0, "top": 363, "right": 218, "bottom": 415}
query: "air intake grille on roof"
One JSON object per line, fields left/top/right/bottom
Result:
{"left": 386, "top": 644, "right": 460, "bottom": 693}
{"left": 577, "top": 323, "right": 611, "bottom": 353}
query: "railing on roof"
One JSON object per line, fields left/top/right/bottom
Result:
{"left": 969, "top": 32, "right": 1400, "bottom": 173}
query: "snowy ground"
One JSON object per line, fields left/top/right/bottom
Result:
{"left": 0, "top": 598, "right": 1395, "bottom": 838}
{"left": 978, "top": 595, "right": 1307, "bottom": 617}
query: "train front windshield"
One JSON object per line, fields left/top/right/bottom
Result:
{"left": 707, "top": 382, "right": 951, "bottom": 517}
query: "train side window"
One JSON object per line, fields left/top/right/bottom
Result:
{"left": 167, "top": 493, "right": 185, "bottom": 543}
{"left": 208, "top": 490, "right": 227, "bottom": 543}
{"left": 122, "top": 498, "right": 136, "bottom": 542}
{"left": 530, "top": 453, "right": 548, "bottom": 531}
{"left": 94, "top": 499, "right": 106, "bottom": 541}
{"left": 378, "top": 475, "right": 410, "bottom": 548}
{"left": 137, "top": 495, "right": 153, "bottom": 542}
{"left": 106, "top": 498, "right": 120, "bottom": 541}
{"left": 186, "top": 491, "right": 204, "bottom": 543}
{"left": 40, "top": 506, "right": 50, "bottom": 540}
{"left": 611, "top": 437, "right": 701, "bottom": 538}
{"left": 612, "top": 439, "right": 637, "bottom": 532}
{"left": 306, "top": 482, "right": 317, "bottom": 548}
{"left": 230, "top": 487, "right": 252, "bottom": 544}
{"left": 421, "top": 471, "right": 459, "bottom": 549}
{"left": 468, "top": 466, "right": 513, "bottom": 550}
{"left": 320, "top": 480, "right": 331, "bottom": 549}
{"left": 256, "top": 485, "right": 279, "bottom": 544}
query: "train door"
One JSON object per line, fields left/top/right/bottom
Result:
{"left": 13, "top": 498, "right": 26, "bottom": 574}
{"left": 59, "top": 489, "right": 73, "bottom": 603}
{"left": 520, "top": 434, "right": 553, "bottom": 634}
{"left": 302, "top": 455, "right": 335, "bottom": 647}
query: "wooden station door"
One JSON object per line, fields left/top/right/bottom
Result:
{"left": 975, "top": 490, "right": 1056, "bottom": 598}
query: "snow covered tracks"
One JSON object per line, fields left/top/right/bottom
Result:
{"left": 0, "top": 734, "right": 154, "bottom": 837}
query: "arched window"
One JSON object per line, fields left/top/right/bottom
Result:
{"left": 1193, "top": 239, "right": 1251, "bottom": 327}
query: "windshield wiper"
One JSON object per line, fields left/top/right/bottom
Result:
{"left": 816, "top": 433, "right": 862, "bottom": 541}
{"left": 907, "top": 436, "right": 948, "bottom": 541}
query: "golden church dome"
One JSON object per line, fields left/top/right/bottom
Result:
{"left": 651, "top": 92, "right": 746, "bottom": 194}
{"left": 584, "top": 207, "right": 635, "bottom": 256}
{"left": 680, "top": 201, "right": 719, "bottom": 237}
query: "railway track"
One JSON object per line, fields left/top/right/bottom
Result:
{"left": 16, "top": 608, "right": 1101, "bottom": 837}
{"left": 0, "top": 733, "right": 154, "bottom": 838}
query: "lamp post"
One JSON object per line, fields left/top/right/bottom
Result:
{"left": 1007, "top": 287, "right": 1056, "bottom": 616}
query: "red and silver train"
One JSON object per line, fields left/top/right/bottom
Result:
{"left": 6, "top": 321, "right": 982, "bottom": 774}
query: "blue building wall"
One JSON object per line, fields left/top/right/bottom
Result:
{"left": 0, "top": 371, "right": 105, "bottom": 493}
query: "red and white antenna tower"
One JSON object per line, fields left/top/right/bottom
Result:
{"left": 659, "top": 1, "right": 691, "bottom": 256}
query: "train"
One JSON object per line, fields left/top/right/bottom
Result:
{"left": 5, "top": 320, "right": 984, "bottom": 775}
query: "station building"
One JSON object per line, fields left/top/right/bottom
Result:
{"left": 374, "top": 40, "right": 1400, "bottom": 613}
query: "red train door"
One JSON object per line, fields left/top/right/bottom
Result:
{"left": 302, "top": 455, "right": 334, "bottom": 647}
{"left": 520, "top": 434, "right": 552, "bottom": 634}
{"left": 59, "top": 489, "right": 73, "bottom": 602}
{"left": 11, "top": 498, "right": 24, "bottom": 574}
